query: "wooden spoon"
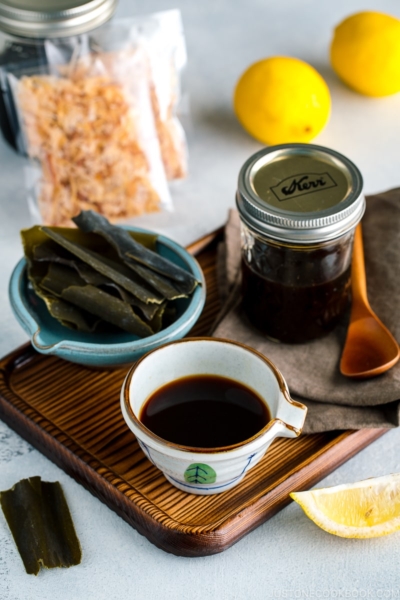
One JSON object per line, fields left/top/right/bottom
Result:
{"left": 340, "top": 223, "right": 400, "bottom": 379}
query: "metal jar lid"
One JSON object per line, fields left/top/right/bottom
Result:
{"left": 236, "top": 143, "right": 365, "bottom": 244}
{"left": 0, "top": 0, "right": 117, "bottom": 38}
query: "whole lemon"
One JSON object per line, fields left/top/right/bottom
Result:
{"left": 233, "top": 56, "right": 331, "bottom": 145}
{"left": 330, "top": 11, "right": 400, "bottom": 96}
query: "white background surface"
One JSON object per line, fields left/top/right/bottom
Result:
{"left": 1, "top": 0, "right": 400, "bottom": 598}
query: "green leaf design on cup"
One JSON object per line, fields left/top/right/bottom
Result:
{"left": 184, "top": 463, "right": 217, "bottom": 485}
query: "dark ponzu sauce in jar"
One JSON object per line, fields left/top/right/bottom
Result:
{"left": 241, "top": 229, "right": 353, "bottom": 343}
{"left": 140, "top": 374, "right": 270, "bottom": 448}
{"left": 236, "top": 144, "right": 364, "bottom": 343}
{"left": 242, "top": 259, "right": 351, "bottom": 343}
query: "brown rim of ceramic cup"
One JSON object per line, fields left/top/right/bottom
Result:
{"left": 122, "top": 337, "right": 305, "bottom": 454}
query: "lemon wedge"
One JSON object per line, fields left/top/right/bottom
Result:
{"left": 290, "top": 474, "right": 400, "bottom": 538}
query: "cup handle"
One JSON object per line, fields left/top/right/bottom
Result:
{"left": 277, "top": 391, "right": 308, "bottom": 437}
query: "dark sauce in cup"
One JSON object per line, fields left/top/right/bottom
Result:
{"left": 140, "top": 374, "right": 270, "bottom": 448}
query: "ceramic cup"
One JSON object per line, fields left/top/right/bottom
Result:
{"left": 120, "top": 337, "right": 307, "bottom": 495}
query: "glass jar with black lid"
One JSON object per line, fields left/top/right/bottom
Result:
{"left": 236, "top": 144, "right": 365, "bottom": 344}
{"left": 0, "top": 0, "right": 117, "bottom": 151}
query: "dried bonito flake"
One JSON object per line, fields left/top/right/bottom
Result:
{"left": 17, "top": 58, "right": 165, "bottom": 227}
{"left": 151, "top": 82, "right": 187, "bottom": 181}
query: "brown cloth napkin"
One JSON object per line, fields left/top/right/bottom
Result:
{"left": 212, "top": 189, "right": 400, "bottom": 433}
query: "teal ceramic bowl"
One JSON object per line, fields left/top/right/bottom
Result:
{"left": 9, "top": 228, "right": 206, "bottom": 367}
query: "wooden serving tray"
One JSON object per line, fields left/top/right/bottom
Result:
{"left": 0, "top": 231, "right": 386, "bottom": 557}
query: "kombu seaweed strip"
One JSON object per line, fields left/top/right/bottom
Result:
{"left": 61, "top": 285, "right": 155, "bottom": 336}
{"left": 34, "top": 244, "right": 161, "bottom": 320}
{"left": 40, "top": 263, "right": 156, "bottom": 335}
{"left": 121, "top": 259, "right": 188, "bottom": 300}
{"left": 20, "top": 212, "right": 200, "bottom": 335}
{"left": 72, "top": 210, "right": 199, "bottom": 291}
{"left": 44, "top": 297, "right": 100, "bottom": 332}
{"left": 0, "top": 477, "right": 82, "bottom": 575}
{"left": 41, "top": 227, "right": 164, "bottom": 304}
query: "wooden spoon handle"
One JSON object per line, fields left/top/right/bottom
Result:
{"left": 351, "top": 223, "right": 369, "bottom": 311}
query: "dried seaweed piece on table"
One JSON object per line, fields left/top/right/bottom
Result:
{"left": 72, "top": 210, "right": 199, "bottom": 293}
{"left": 0, "top": 476, "right": 81, "bottom": 576}
{"left": 41, "top": 227, "right": 164, "bottom": 305}
{"left": 40, "top": 262, "right": 155, "bottom": 336}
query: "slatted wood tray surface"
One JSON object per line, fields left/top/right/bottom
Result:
{"left": 0, "top": 230, "right": 386, "bottom": 557}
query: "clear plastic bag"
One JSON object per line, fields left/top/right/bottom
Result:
{"left": 138, "top": 10, "right": 188, "bottom": 180}
{"left": 3, "top": 10, "right": 187, "bottom": 226}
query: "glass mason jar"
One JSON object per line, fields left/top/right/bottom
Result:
{"left": 236, "top": 144, "right": 365, "bottom": 344}
{"left": 0, "top": 0, "right": 117, "bottom": 151}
